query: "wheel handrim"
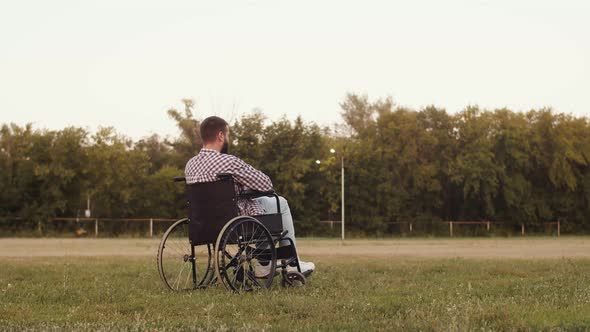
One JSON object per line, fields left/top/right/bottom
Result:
{"left": 216, "top": 218, "right": 276, "bottom": 292}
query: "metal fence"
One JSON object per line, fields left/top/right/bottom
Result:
{"left": 321, "top": 220, "right": 562, "bottom": 237}
{"left": 49, "top": 217, "right": 178, "bottom": 237}
{"left": 0, "top": 217, "right": 568, "bottom": 238}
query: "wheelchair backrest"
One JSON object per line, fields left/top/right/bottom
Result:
{"left": 186, "top": 176, "right": 239, "bottom": 245}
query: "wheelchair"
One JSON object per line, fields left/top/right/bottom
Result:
{"left": 157, "top": 173, "right": 309, "bottom": 293}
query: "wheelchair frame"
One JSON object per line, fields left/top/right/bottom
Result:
{"left": 157, "top": 173, "right": 308, "bottom": 293}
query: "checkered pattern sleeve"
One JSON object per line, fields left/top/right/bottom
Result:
{"left": 228, "top": 158, "right": 273, "bottom": 192}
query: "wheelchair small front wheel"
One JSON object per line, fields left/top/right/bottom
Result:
{"left": 157, "top": 218, "right": 214, "bottom": 291}
{"left": 281, "top": 271, "right": 306, "bottom": 288}
{"left": 214, "top": 216, "right": 277, "bottom": 292}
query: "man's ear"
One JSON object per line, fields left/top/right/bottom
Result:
{"left": 217, "top": 131, "right": 225, "bottom": 142}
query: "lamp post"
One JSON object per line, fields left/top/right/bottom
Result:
{"left": 330, "top": 148, "right": 345, "bottom": 241}
{"left": 84, "top": 194, "right": 91, "bottom": 218}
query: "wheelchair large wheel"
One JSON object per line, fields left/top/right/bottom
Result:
{"left": 157, "top": 218, "right": 215, "bottom": 291}
{"left": 214, "top": 216, "right": 277, "bottom": 292}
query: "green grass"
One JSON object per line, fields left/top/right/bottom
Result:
{"left": 1, "top": 256, "right": 590, "bottom": 331}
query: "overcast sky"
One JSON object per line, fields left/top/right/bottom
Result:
{"left": 1, "top": 0, "right": 588, "bottom": 140}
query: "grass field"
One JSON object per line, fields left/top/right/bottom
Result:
{"left": 1, "top": 238, "right": 590, "bottom": 331}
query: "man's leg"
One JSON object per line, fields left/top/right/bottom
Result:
{"left": 252, "top": 196, "right": 315, "bottom": 274}
{"left": 253, "top": 196, "right": 296, "bottom": 247}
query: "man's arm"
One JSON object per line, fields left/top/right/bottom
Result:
{"left": 228, "top": 157, "right": 273, "bottom": 192}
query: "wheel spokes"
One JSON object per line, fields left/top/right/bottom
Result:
{"left": 218, "top": 219, "right": 276, "bottom": 292}
{"left": 158, "top": 219, "right": 214, "bottom": 291}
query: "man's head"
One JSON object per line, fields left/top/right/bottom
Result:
{"left": 200, "top": 116, "right": 230, "bottom": 153}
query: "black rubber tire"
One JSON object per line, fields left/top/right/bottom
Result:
{"left": 281, "top": 271, "right": 306, "bottom": 288}
{"left": 157, "top": 218, "right": 214, "bottom": 291}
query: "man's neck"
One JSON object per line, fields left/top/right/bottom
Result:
{"left": 202, "top": 144, "right": 221, "bottom": 152}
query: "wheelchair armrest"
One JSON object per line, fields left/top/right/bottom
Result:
{"left": 238, "top": 189, "right": 276, "bottom": 199}
{"left": 216, "top": 173, "right": 233, "bottom": 180}
{"left": 239, "top": 189, "right": 281, "bottom": 213}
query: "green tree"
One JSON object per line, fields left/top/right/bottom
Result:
{"left": 85, "top": 127, "right": 150, "bottom": 218}
{"left": 166, "top": 99, "right": 201, "bottom": 166}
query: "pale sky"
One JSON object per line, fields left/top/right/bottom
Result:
{"left": 0, "top": 0, "right": 588, "bottom": 140}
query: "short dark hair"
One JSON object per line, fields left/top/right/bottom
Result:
{"left": 200, "top": 116, "right": 229, "bottom": 143}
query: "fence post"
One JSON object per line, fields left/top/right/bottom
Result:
{"left": 521, "top": 223, "right": 525, "bottom": 237}
{"left": 409, "top": 222, "right": 413, "bottom": 233}
{"left": 150, "top": 218, "right": 153, "bottom": 238}
{"left": 449, "top": 222, "right": 453, "bottom": 237}
{"left": 557, "top": 220, "right": 560, "bottom": 238}
{"left": 95, "top": 219, "right": 98, "bottom": 237}
{"left": 486, "top": 221, "right": 490, "bottom": 232}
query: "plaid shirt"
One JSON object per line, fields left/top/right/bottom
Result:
{"left": 184, "top": 148, "right": 273, "bottom": 216}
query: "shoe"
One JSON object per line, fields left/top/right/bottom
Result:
{"left": 254, "top": 261, "right": 276, "bottom": 278}
{"left": 256, "top": 260, "right": 315, "bottom": 277}
{"left": 286, "top": 261, "right": 315, "bottom": 274}
{"left": 298, "top": 261, "right": 315, "bottom": 274}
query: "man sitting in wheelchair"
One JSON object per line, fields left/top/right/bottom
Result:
{"left": 184, "top": 116, "right": 315, "bottom": 277}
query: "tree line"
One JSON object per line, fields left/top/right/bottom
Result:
{"left": 1, "top": 94, "right": 590, "bottom": 235}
